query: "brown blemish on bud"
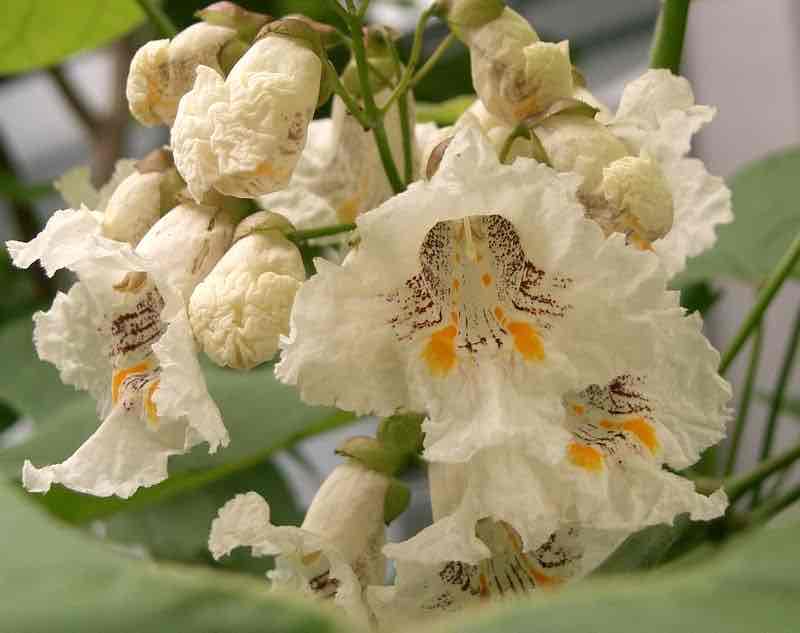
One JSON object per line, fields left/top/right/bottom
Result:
{"left": 426, "top": 137, "right": 454, "bottom": 180}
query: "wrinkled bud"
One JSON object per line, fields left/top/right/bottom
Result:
{"left": 171, "top": 33, "right": 322, "bottom": 201}
{"left": 102, "top": 149, "right": 184, "bottom": 246}
{"left": 196, "top": 2, "right": 271, "bottom": 41}
{"left": 536, "top": 113, "right": 629, "bottom": 195}
{"left": 189, "top": 211, "right": 305, "bottom": 369}
{"left": 126, "top": 22, "right": 237, "bottom": 126}
{"left": 133, "top": 201, "right": 237, "bottom": 302}
{"left": 459, "top": 7, "right": 574, "bottom": 124}
{"left": 600, "top": 153, "right": 674, "bottom": 245}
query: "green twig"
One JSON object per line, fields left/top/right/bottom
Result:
{"left": 752, "top": 306, "right": 800, "bottom": 506}
{"left": 749, "top": 485, "right": 800, "bottom": 526}
{"left": 379, "top": 5, "right": 438, "bottom": 115}
{"left": 286, "top": 223, "right": 357, "bottom": 242}
{"left": 324, "top": 58, "right": 372, "bottom": 128}
{"left": 725, "top": 440, "right": 800, "bottom": 504}
{"left": 724, "top": 323, "right": 764, "bottom": 476}
{"left": 719, "top": 231, "right": 800, "bottom": 375}
{"left": 346, "top": 10, "right": 404, "bottom": 193}
{"left": 385, "top": 35, "right": 414, "bottom": 185}
{"left": 411, "top": 32, "right": 456, "bottom": 88}
{"left": 649, "top": 0, "right": 691, "bottom": 74}
{"left": 135, "top": 0, "right": 178, "bottom": 38}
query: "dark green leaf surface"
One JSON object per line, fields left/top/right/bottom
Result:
{"left": 429, "top": 521, "right": 800, "bottom": 633}
{"left": 680, "top": 146, "right": 800, "bottom": 284}
{"left": 0, "top": 1, "right": 144, "bottom": 75}
{"left": 0, "top": 483, "right": 347, "bottom": 633}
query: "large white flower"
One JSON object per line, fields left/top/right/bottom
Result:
{"left": 598, "top": 69, "right": 733, "bottom": 276}
{"left": 6, "top": 202, "right": 236, "bottom": 497}
{"left": 277, "top": 126, "right": 724, "bottom": 464}
{"left": 127, "top": 22, "right": 238, "bottom": 126}
{"left": 210, "top": 462, "right": 390, "bottom": 628}
{"left": 171, "top": 32, "right": 322, "bottom": 202}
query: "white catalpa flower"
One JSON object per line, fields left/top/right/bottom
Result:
{"left": 449, "top": 4, "right": 573, "bottom": 125}
{"left": 6, "top": 202, "right": 237, "bottom": 497}
{"left": 277, "top": 125, "right": 728, "bottom": 464}
{"left": 127, "top": 22, "right": 238, "bottom": 126}
{"left": 171, "top": 31, "right": 322, "bottom": 202}
{"left": 598, "top": 69, "right": 733, "bottom": 276}
{"left": 189, "top": 211, "right": 306, "bottom": 369}
{"left": 210, "top": 461, "right": 390, "bottom": 627}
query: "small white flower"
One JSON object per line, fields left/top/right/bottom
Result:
{"left": 127, "top": 23, "right": 238, "bottom": 126}
{"left": 276, "top": 126, "right": 729, "bottom": 466}
{"left": 209, "top": 462, "right": 390, "bottom": 627}
{"left": 171, "top": 34, "right": 322, "bottom": 201}
{"left": 100, "top": 171, "right": 163, "bottom": 246}
{"left": 6, "top": 202, "right": 237, "bottom": 497}
{"left": 189, "top": 211, "right": 306, "bottom": 369}
{"left": 459, "top": 7, "right": 573, "bottom": 124}
{"left": 599, "top": 69, "right": 733, "bottom": 275}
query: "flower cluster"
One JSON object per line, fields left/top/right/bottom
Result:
{"left": 6, "top": 0, "right": 734, "bottom": 629}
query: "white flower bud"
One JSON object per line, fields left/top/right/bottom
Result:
{"left": 536, "top": 113, "right": 629, "bottom": 195}
{"left": 171, "top": 35, "right": 322, "bottom": 202}
{"left": 600, "top": 153, "right": 674, "bottom": 245}
{"left": 126, "top": 23, "right": 237, "bottom": 126}
{"left": 462, "top": 8, "right": 573, "bottom": 124}
{"left": 101, "top": 172, "right": 163, "bottom": 246}
{"left": 134, "top": 202, "right": 237, "bottom": 302}
{"left": 189, "top": 211, "right": 305, "bottom": 369}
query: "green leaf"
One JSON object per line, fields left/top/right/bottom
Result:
{"left": 428, "top": 522, "right": 800, "bottom": 633}
{"left": 593, "top": 515, "right": 690, "bottom": 574}
{"left": 0, "top": 1, "right": 145, "bottom": 75}
{"left": 0, "top": 171, "right": 53, "bottom": 202}
{"left": 416, "top": 95, "right": 476, "bottom": 126}
{"left": 0, "top": 482, "right": 348, "bottom": 633}
{"left": 677, "top": 279, "right": 721, "bottom": 316}
{"left": 680, "top": 146, "right": 800, "bottom": 284}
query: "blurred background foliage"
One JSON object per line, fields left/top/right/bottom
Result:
{"left": 0, "top": 0, "right": 799, "bottom": 631}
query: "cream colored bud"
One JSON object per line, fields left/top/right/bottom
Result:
{"left": 172, "top": 35, "right": 322, "bottom": 201}
{"left": 302, "top": 462, "right": 390, "bottom": 587}
{"left": 102, "top": 172, "right": 163, "bottom": 246}
{"left": 126, "top": 23, "right": 237, "bottom": 126}
{"left": 463, "top": 8, "right": 573, "bottom": 124}
{"left": 536, "top": 113, "right": 629, "bottom": 195}
{"left": 601, "top": 153, "right": 674, "bottom": 245}
{"left": 189, "top": 211, "right": 305, "bottom": 369}
{"left": 134, "top": 202, "right": 237, "bottom": 302}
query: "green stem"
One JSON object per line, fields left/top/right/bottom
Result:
{"left": 649, "top": 0, "right": 691, "bottom": 74}
{"left": 725, "top": 440, "right": 800, "bottom": 504}
{"left": 324, "top": 58, "right": 372, "bottom": 129}
{"left": 380, "top": 6, "right": 438, "bottom": 115}
{"left": 286, "top": 223, "right": 356, "bottom": 242}
{"left": 135, "top": 0, "right": 178, "bottom": 38}
{"left": 411, "top": 32, "right": 456, "bottom": 88}
{"left": 398, "top": 92, "right": 414, "bottom": 184}
{"left": 751, "top": 306, "right": 800, "bottom": 506}
{"left": 724, "top": 323, "right": 764, "bottom": 476}
{"left": 749, "top": 485, "right": 800, "bottom": 526}
{"left": 346, "top": 12, "right": 404, "bottom": 194}
{"left": 719, "top": 231, "right": 800, "bottom": 375}
{"left": 324, "top": 0, "right": 350, "bottom": 22}
{"left": 498, "top": 122, "right": 531, "bottom": 164}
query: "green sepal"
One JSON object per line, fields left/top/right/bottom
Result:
{"left": 377, "top": 414, "right": 424, "bottom": 455}
{"left": 335, "top": 437, "right": 406, "bottom": 475}
{"left": 383, "top": 479, "right": 411, "bottom": 525}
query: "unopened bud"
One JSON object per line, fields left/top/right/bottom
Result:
{"left": 196, "top": 2, "right": 271, "bottom": 42}
{"left": 440, "top": 0, "right": 506, "bottom": 29}
{"left": 189, "top": 211, "right": 305, "bottom": 369}
{"left": 172, "top": 34, "right": 322, "bottom": 201}
{"left": 127, "top": 23, "right": 237, "bottom": 126}
{"left": 601, "top": 153, "right": 674, "bottom": 245}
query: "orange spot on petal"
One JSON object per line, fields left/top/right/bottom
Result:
{"left": 507, "top": 321, "right": 545, "bottom": 361}
{"left": 422, "top": 325, "right": 458, "bottom": 376}
{"left": 112, "top": 361, "right": 152, "bottom": 403}
{"left": 568, "top": 442, "right": 604, "bottom": 471}
{"left": 572, "top": 404, "right": 586, "bottom": 416}
{"left": 481, "top": 272, "right": 492, "bottom": 287}
{"left": 600, "top": 417, "right": 659, "bottom": 453}
{"left": 494, "top": 306, "right": 505, "bottom": 323}
{"left": 144, "top": 379, "right": 160, "bottom": 427}
{"left": 452, "top": 279, "right": 460, "bottom": 291}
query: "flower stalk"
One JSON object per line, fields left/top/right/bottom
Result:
{"left": 649, "top": 0, "right": 691, "bottom": 74}
{"left": 725, "top": 440, "right": 800, "bottom": 504}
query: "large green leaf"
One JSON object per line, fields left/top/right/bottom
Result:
{"left": 0, "top": 482, "right": 348, "bottom": 633}
{"left": 0, "top": 1, "right": 144, "bottom": 75}
{"left": 680, "top": 146, "right": 800, "bottom": 284}
{"left": 429, "top": 522, "right": 800, "bottom": 633}
{"left": 593, "top": 515, "right": 690, "bottom": 574}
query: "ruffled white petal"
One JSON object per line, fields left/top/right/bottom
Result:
{"left": 54, "top": 159, "right": 137, "bottom": 211}
{"left": 209, "top": 491, "right": 372, "bottom": 628}
{"left": 278, "top": 126, "right": 700, "bottom": 463}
